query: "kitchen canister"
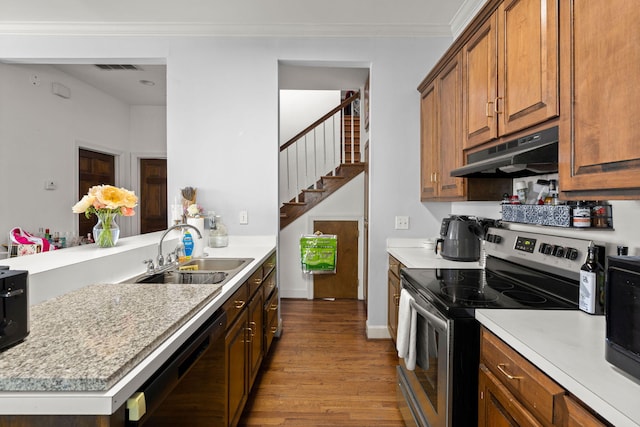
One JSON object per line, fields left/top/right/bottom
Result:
{"left": 572, "top": 201, "right": 591, "bottom": 228}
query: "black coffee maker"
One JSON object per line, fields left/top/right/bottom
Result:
{"left": 0, "top": 268, "right": 29, "bottom": 351}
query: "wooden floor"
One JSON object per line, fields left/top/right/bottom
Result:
{"left": 238, "top": 299, "right": 404, "bottom": 427}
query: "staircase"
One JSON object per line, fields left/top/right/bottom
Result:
{"left": 280, "top": 93, "right": 364, "bottom": 230}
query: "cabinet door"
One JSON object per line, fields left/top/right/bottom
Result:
{"left": 420, "top": 82, "right": 438, "bottom": 201}
{"left": 559, "top": 0, "right": 640, "bottom": 196}
{"left": 463, "top": 13, "right": 498, "bottom": 149}
{"left": 478, "top": 364, "right": 544, "bottom": 427}
{"left": 437, "top": 52, "right": 465, "bottom": 200}
{"left": 387, "top": 270, "right": 399, "bottom": 343}
{"left": 498, "top": 0, "right": 558, "bottom": 136}
{"left": 226, "top": 312, "right": 248, "bottom": 427}
{"left": 248, "top": 289, "right": 264, "bottom": 389}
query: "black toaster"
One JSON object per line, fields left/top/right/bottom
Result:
{"left": 0, "top": 269, "right": 29, "bottom": 351}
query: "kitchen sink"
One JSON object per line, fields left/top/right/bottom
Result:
{"left": 180, "top": 258, "right": 253, "bottom": 272}
{"left": 135, "top": 270, "right": 229, "bottom": 285}
{"left": 122, "top": 257, "right": 254, "bottom": 285}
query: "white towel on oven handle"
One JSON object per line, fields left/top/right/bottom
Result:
{"left": 396, "top": 288, "right": 418, "bottom": 370}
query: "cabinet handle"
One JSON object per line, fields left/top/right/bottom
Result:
{"left": 243, "top": 327, "right": 253, "bottom": 343}
{"left": 394, "top": 294, "right": 400, "bottom": 306}
{"left": 266, "top": 262, "right": 275, "bottom": 269}
{"left": 497, "top": 363, "right": 522, "bottom": 380}
{"left": 252, "top": 278, "right": 263, "bottom": 286}
{"left": 270, "top": 326, "right": 278, "bottom": 334}
{"left": 269, "top": 303, "right": 278, "bottom": 311}
{"left": 234, "top": 300, "right": 246, "bottom": 310}
{"left": 494, "top": 97, "right": 503, "bottom": 114}
{"left": 486, "top": 101, "right": 494, "bottom": 117}
{"left": 249, "top": 322, "right": 256, "bottom": 337}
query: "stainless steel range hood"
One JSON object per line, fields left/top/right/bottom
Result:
{"left": 451, "top": 126, "right": 558, "bottom": 178}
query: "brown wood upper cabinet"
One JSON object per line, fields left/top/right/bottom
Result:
{"left": 559, "top": 0, "right": 640, "bottom": 198}
{"left": 463, "top": 0, "right": 559, "bottom": 149}
{"left": 420, "top": 52, "right": 466, "bottom": 201}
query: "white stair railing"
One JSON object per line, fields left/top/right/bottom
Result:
{"left": 279, "top": 92, "right": 360, "bottom": 207}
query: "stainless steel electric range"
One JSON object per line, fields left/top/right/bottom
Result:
{"left": 396, "top": 227, "right": 598, "bottom": 427}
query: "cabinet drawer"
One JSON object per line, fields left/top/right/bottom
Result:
{"left": 247, "top": 268, "right": 263, "bottom": 298}
{"left": 556, "top": 395, "right": 608, "bottom": 427}
{"left": 262, "top": 251, "right": 276, "bottom": 279}
{"left": 264, "top": 288, "right": 279, "bottom": 353}
{"left": 481, "top": 328, "right": 564, "bottom": 425}
{"left": 263, "top": 268, "right": 277, "bottom": 301}
{"left": 222, "top": 282, "right": 248, "bottom": 328}
{"left": 388, "top": 255, "right": 402, "bottom": 277}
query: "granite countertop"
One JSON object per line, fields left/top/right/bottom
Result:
{"left": 0, "top": 282, "right": 222, "bottom": 391}
{"left": 476, "top": 309, "right": 640, "bottom": 427}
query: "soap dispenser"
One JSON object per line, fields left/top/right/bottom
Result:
{"left": 208, "top": 215, "right": 228, "bottom": 248}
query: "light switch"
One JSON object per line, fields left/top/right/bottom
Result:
{"left": 239, "top": 210, "right": 248, "bottom": 225}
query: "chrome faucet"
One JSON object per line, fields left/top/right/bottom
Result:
{"left": 156, "top": 223, "right": 202, "bottom": 269}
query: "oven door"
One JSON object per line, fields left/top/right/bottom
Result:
{"left": 397, "top": 290, "right": 450, "bottom": 427}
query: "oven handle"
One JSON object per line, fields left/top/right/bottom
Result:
{"left": 409, "top": 299, "right": 448, "bottom": 332}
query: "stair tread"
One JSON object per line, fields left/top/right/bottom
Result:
{"left": 284, "top": 201, "right": 306, "bottom": 206}
{"left": 303, "top": 188, "right": 325, "bottom": 193}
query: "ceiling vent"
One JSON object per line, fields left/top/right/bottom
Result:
{"left": 94, "top": 64, "right": 142, "bottom": 71}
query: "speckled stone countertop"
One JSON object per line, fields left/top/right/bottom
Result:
{"left": 0, "top": 282, "right": 222, "bottom": 391}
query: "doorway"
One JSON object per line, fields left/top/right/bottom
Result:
{"left": 313, "top": 220, "right": 359, "bottom": 299}
{"left": 78, "top": 148, "right": 115, "bottom": 238}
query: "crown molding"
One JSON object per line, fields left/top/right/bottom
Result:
{"left": 450, "top": 0, "right": 487, "bottom": 39}
{"left": 0, "top": 21, "right": 454, "bottom": 38}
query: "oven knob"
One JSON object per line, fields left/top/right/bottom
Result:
{"left": 565, "top": 248, "right": 579, "bottom": 260}
{"left": 486, "top": 234, "right": 494, "bottom": 243}
{"left": 538, "top": 243, "right": 548, "bottom": 254}
{"left": 544, "top": 244, "right": 554, "bottom": 255}
{"left": 553, "top": 246, "right": 565, "bottom": 258}
{"left": 493, "top": 235, "right": 502, "bottom": 244}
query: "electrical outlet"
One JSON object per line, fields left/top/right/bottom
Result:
{"left": 239, "top": 210, "right": 248, "bottom": 225}
{"left": 395, "top": 216, "right": 409, "bottom": 230}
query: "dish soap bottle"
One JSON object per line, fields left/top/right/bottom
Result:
{"left": 182, "top": 229, "right": 194, "bottom": 259}
{"left": 208, "top": 215, "right": 228, "bottom": 248}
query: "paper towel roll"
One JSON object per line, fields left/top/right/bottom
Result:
{"left": 186, "top": 217, "right": 205, "bottom": 257}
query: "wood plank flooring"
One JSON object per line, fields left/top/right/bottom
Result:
{"left": 239, "top": 299, "right": 404, "bottom": 427}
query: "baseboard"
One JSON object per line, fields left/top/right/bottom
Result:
{"left": 366, "top": 322, "right": 391, "bottom": 339}
{"left": 280, "top": 289, "right": 310, "bottom": 299}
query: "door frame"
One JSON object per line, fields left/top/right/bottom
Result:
{"left": 306, "top": 215, "right": 364, "bottom": 300}
{"left": 74, "top": 140, "right": 126, "bottom": 233}
{"left": 131, "top": 151, "right": 168, "bottom": 235}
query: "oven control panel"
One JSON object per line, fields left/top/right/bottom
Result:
{"left": 484, "top": 227, "right": 594, "bottom": 278}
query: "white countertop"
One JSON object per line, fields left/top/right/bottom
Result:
{"left": 0, "top": 235, "right": 276, "bottom": 416}
{"left": 476, "top": 310, "right": 640, "bottom": 427}
{"left": 387, "top": 238, "right": 482, "bottom": 269}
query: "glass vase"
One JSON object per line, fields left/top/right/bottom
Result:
{"left": 93, "top": 212, "right": 120, "bottom": 248}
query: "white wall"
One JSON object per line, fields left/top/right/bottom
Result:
{"left": 0, "top": 63, "right": 167, "bottom": 243}
{"left": 279, "top": 90, "right": 340, "bottom": 145}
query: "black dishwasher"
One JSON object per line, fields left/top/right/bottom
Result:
{"left": 126, "top": 309, "right": 227, "bottom": 426}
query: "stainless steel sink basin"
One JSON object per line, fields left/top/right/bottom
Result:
{"left": 136, "top": 270, "right": 228, "bottom": 285}
{"left": 180, "top": 258, "right": 253, "bottom": 272}
{"left": 122, "top": 257, "right": 254, "bottom": 285}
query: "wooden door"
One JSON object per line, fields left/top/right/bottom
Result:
{"left": 140, "top": 158, "right": 167, "bottom": 233}
{"left": 78, "top": 149, "right": 115, "bottom": 238}
{"left": 497, "top": 0, "right": 558, "bottom": 136}
{"left": 420, "top": 83, "right": 438, "bottom": 201}
{"left": 313, "top": 220, "right": 359, "bottom": 299}
{"left": 463, "top": 13, "right": 498, "bottom": 149}
{"left": 437, "top": 52, "right": 465, "bottom": 200}
{"left": 559, "top": 0, "right": 640, "bottom": 197}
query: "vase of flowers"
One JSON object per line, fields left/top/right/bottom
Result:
{"left": 72, "top": 185, "right": 138, "bottom": 248}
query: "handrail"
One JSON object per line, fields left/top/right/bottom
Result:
{"left": 280, "top": 91, "right": 360, "bottom": 152}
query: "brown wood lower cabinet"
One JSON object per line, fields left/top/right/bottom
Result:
{"left": 479, "top": 327, "right": 610, "bottom": 427}
{"left": 387, "top": 255, "right": 402, "bottom": 343}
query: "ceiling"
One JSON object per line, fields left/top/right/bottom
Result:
{"left": 3, "top": 0, "right": 485, "bottom": 105}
